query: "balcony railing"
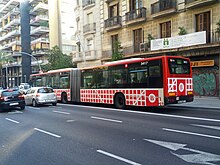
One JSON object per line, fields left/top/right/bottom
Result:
{"left": 83, "top": 23, "right": 96, "bottom": 34}
{"left": 151, "top": 0, "right": 176, "bottom": 14}
{"left": 185, "top": 0, "right": 217, "bottom": 9}
{"left": 104, "top": 16, "right": 122, "bottom": 29}
{"left": 125, "top": 7, "right": 146, "bottom": 22}
{"left": 83, "top": 0, "right": 95, "bottom": 8}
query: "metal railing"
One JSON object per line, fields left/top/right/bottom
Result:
{"left": 125, "top": 7, "right": 146, "bottom": 22}
{"left": 83, "top": 23, "right": 96, "bottom": 34}
{"left": 151, "top": 0, "right": 176, "bottom": 14}
{"left": 83, "top": 0, "right": 95, "bottom": 7}
{"left": 104, "top": 16, "right": 122, "bottom": 28}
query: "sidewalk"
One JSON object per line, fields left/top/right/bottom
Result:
{"left": 168, "top": 97, "right": 220, "bottom": 110}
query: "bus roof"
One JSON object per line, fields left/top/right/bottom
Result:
{"left": 31, "top": 68, "right": 78, "bottom": 76}
{"left": 81, "top": 55, "right": 189, "bottom": 70}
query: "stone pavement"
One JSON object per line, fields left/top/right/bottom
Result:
{"left": 168, "top": 97, "right": 220, "bottom": 110}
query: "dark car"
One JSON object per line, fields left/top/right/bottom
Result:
{"left": 0, "top": 89, "right": 25, "bottom": 111}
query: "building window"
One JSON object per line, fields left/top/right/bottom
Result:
{"left": 160, "top": 21, "right": 171, "bottom": 38}
{"left": 109, "top": 3, "right": 119, "bottom": 18}
{"left": 133, "top": 28, "right": 142, "bottom": 53}
{"left": 196, "top": 11, "right": 210, "bottom": 43}
{"left": 111, "top": 34, "right": 118, "bottom": 54}
{"left": 87, "top": 12, "right": 93, "bottom": 24}
{"left": 129, "top": 0, "right": 142, "bottom": 11}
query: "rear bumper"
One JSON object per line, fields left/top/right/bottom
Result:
{"left": 165, "top": 95, "right": 194, "bottom": 105}
{"left": 0, "top": 101, "right": 25, "bottom": 110}
{"left": 36, "top": 99, "right": 57, "bottom": 105}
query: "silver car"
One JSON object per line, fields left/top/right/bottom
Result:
{"left": 24, "top": 87, "right": 57, "bottom": 107}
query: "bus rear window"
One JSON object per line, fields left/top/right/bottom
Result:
{"left": 169, "top": 58, "right": 190, "bottom": 74}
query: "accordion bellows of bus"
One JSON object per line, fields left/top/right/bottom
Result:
{"left": 30, "top": 56, "right": 193, "bottom": 108}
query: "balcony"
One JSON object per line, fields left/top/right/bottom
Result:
{"left": 0, "top": 30, "right": 20, "bottom": 42}
{"left": 0, "top": 0, "right": 20, "bottom": 15}
{"left": 2, "top": 18, "right": 20, "bottom": 31}
{"left": 31, "top": 37, "right": 49, "bottom": 45}
{"left": 30, "top": 15, "right": 49, "bottom": 26}
{"left": 85, "top": 50, "right": 96, "bottom": 61}
{"left": 185, "top": 0, "right": 218, "bottom": 9}
{"left": 104, "top": 16, "right": 122, "bottom": 31}
{"left": 125, "top": 7, "right": 146, "bottom": 26}
{"left": 151, "top": 0, "right": 177, "bottom": 18}
{"left": 30, "top": 3, "right": 48, "bottom": 15}
{"left": 32, "top": 48, "right": 49, "bottom": 56}
{"left": 72, "top": 52, "right": 83, "bottom": 62}
{"left": 83, "top": 0, "right": 95, "bottom": 10}
{"left": 83, "top": 23, "right": 96, "bottom": 35}
{"left": 1, "top": 40, "right": 21, "bottom": 50}
{"left": 30, "top": 26, "right": 49, "bottom": 35}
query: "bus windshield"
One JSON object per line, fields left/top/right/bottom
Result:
{"left": 168, "top": 58, "right": 190, "bottom": 74}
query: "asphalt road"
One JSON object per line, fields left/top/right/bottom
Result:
{"left": 0, "top": 104, "right": 220, "bottom": 165}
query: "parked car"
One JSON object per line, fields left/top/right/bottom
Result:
{"left": 0, "top": 89, "right": 25, "bottom": 111}
{"left": 24, "top": 87, "right": 57, "bottom": 107}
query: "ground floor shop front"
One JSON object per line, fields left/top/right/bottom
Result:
{"left": 190, "top": 54, "right": 219, "bottom": 98}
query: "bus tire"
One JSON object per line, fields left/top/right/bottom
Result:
{"left": 114, "top": 93, "right": 126, "bottom": 109}
{"left": 61, "top": 93, "right": 68, "bottom": 104}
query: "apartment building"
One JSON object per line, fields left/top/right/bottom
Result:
{"left": 73, "top": 0, "right": 103, "bottom": 68}
{"left": 99, "top": 0, "right": 220, "bottom": 98}
{"left": 0, "top": 0, "right": 76, "bottom": 87}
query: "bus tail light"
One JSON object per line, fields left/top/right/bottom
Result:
{"left": 168, "top": 92, "right": 176, "bottom": 96}
{"left": 187, "top": 91, "right": 193, "bottom": 95}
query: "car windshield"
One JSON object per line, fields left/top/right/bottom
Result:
{"left": 38, "top": 88, "right": 53, "bottom": 93}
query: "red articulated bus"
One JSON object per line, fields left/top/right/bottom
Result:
{"left": 30, "top": 56, "right": 193, "bottom": 108}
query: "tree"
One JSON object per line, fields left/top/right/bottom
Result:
{"left": 216, "top": 19, "right": 220, "bottom": 33}
{"left": 0, "top": 52, "right": 15, "bottom": 87}
{"left": 42, "top": 46, "right": 75, "bottom": 71}
{"left": 112, "top": 41, "right": 123, "bottom": 61}
{"left": 178, "top": 26, "right": 187, "bottom": 35}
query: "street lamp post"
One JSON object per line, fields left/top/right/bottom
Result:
{"left": 18, "top": 51, "right": 42, "bottom": 73}
{"left": 3, "top": 51, "right": 42, "bottom": 87}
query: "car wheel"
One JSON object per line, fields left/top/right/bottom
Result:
{"left": 32, "top": 99, "right": 38, "bottom": 107}
{"left": 20, "top": 105, "right": 25, "bottom": 110}
{"left": 52, "top": 102, "right": 57, "bottom": 106}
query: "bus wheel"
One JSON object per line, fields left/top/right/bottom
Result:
{"left": 61, "top": 93, "right": 68, "bottom": 104}
{"left": 114, "top": 93, "right": 125, "bottom": 109}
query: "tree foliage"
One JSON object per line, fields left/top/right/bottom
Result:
{"left": 42, "top": 46, "right": 75, "bottom": 71}
{"left": 178, "top": 26, "right": 187, "bottom": 35}
{"left": 112, "top": 41, "right": 123, "bottom": 61}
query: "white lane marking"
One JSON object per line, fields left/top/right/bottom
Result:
{"left": 163, "top": 128, "right": 220, "bottom": 140}
{"left": 53, "top": 110, "right": 70, "bottom": 115}
{"left": 144, "top": 139, "right": 220, "bottom": 165}
{"left": 192, "top": 124, "right": 220, "bottom": 131}
{"left": 8, "top": 111, "right": 23, "bottom": 114}
{"left": 59, "top": 104, "right": 220, "bottom": 123}
{"left": 91, "top": 116, "right": 122, "bottom": 123}
{"left": 5, "top": 118, "right": 20, "bottom": 124}
{"left": 66, "top": 120, "right": 75, "bottom": 122}
{"left": 28, "top": 107, "right": 40, "bottom": 110}
{"left": 97, "top": 150, "right": 141, "bottom": 165}
{"left": 34, "top": 128, "right": 61, "bottom": 138}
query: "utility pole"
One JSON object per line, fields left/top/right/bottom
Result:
{"left": 20, "top": 0, "right": 31, "bottom": 84}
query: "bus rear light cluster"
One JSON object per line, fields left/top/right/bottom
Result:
{"left": 187, "top": 91, "right": 193, "bottom": 95}
{"left": 168, "top": 92, "right": 176, "bottom": 96}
